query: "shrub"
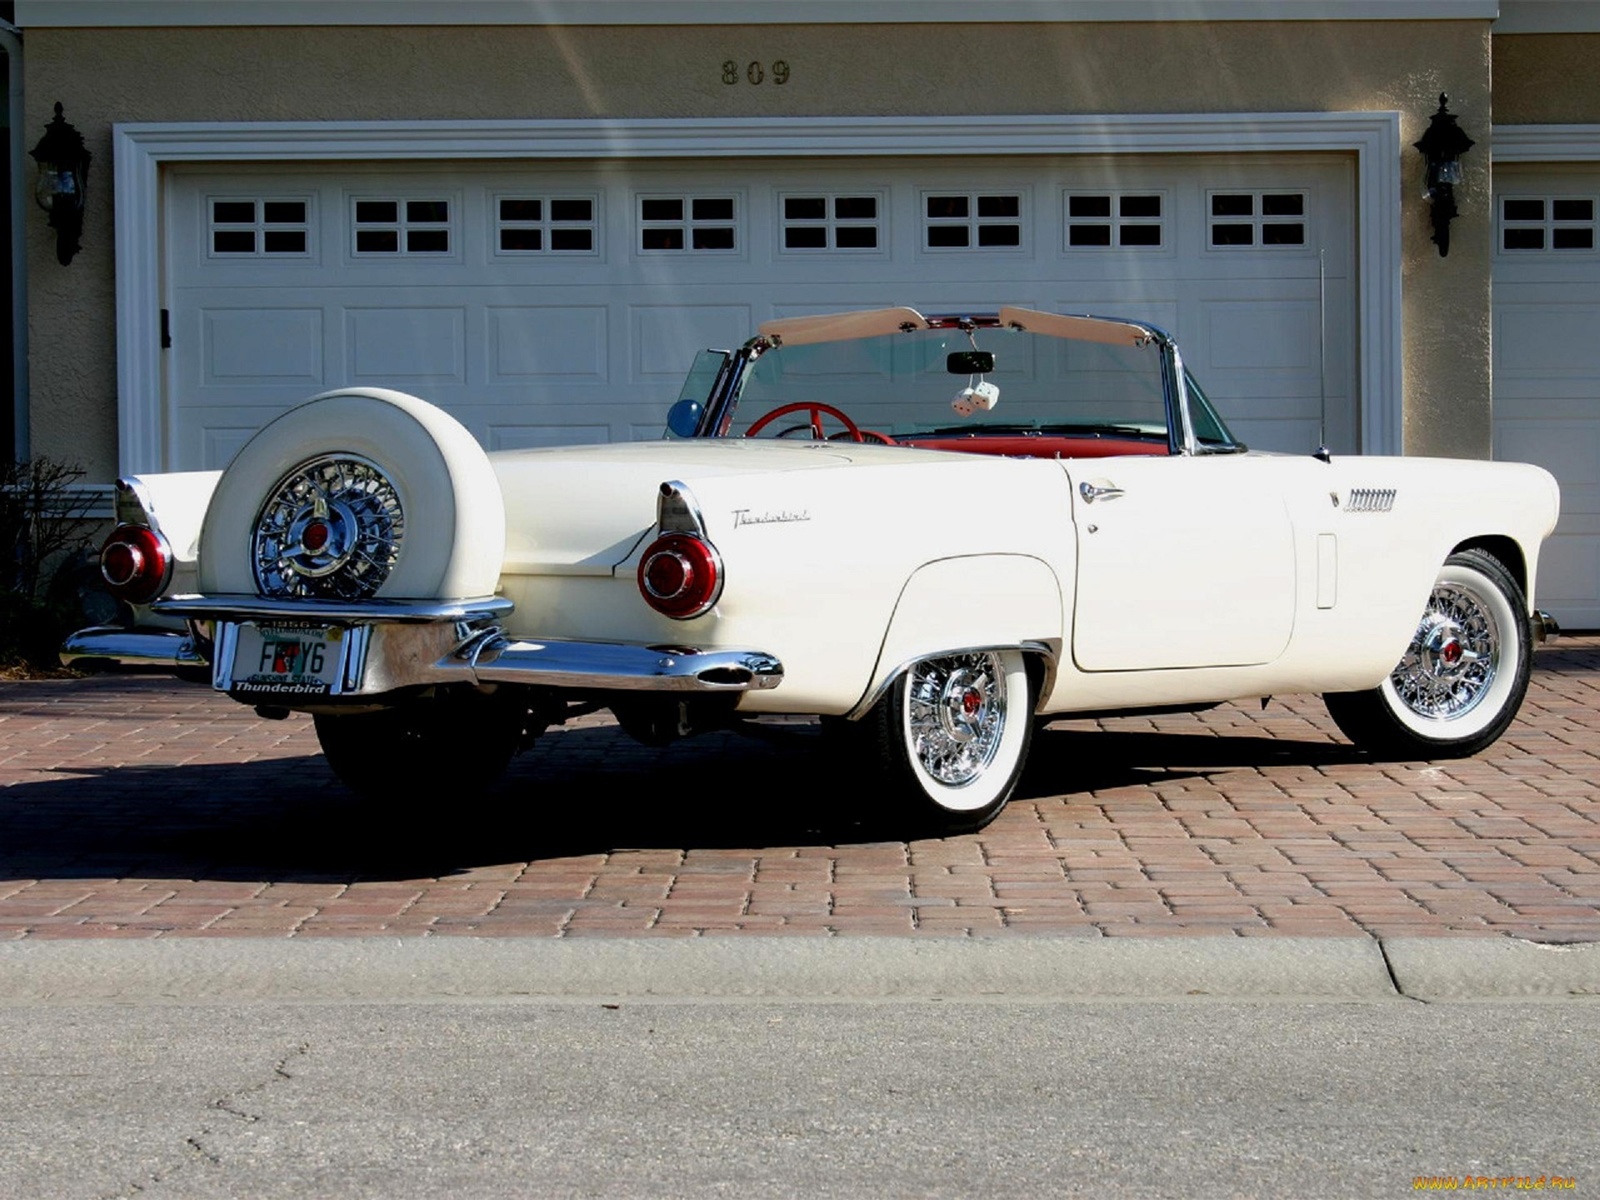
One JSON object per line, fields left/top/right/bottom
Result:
{"left": 1, "top": 458, "right": 103, "bottom": 672}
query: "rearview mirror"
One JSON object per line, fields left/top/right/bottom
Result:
{"left": 947, "top": 351, "right": 995, "bottom": 374}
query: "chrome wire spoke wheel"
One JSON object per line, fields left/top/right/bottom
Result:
{"left": 252, "top": 454, "right": 405, "bottom": 600}
{"left": 1387, "top": 582, "right": 1500, "bottom": 721}
{"left": 1325, "top": 549, "right": 1533, "bottom": 760}
{"left": 870, "top": 647, "right": 1035, "bottom": 833}
{"left": 905, "top": 652, "right": 1008, "bottom": 788}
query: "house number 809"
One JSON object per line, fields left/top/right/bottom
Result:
{"left": 723, "top": 60, "right": 790, "bottom": 85}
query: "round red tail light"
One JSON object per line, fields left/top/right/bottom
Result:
{"left": 99, "top": 524, "right": 173, "bottom": 604}
{"left": 637, "top": 532, "right": 722, "bottom": 619}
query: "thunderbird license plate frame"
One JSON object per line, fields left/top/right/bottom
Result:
{"left": 219, "top": 621, "right": 361, "bottom": 697}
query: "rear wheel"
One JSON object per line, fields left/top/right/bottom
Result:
{"left": 313, "top": 687, "right": 534, "bottom": 802}
{"left": 1324, "top": 549, "right": 1532, "bottom": 759}
{"left": 863, "top": 649, "right": 1034, "bottom": 836}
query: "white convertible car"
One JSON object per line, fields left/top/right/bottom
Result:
{"left": 65, "top": 306, "right": 1561, "bottom": 834}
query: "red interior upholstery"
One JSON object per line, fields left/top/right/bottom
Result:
{"left": 896, "top": 435, "right": 1168, "bottom": 459}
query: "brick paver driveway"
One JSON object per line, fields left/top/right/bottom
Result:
{"left": 2, "top": 639, "right": 1598, "bottom": 942}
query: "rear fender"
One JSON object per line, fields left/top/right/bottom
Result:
{"left": 114, "top": 471, "right": 223, "bottom": 563}
{"left": 853, "top": 554, "right": 1063, "bottom": 718}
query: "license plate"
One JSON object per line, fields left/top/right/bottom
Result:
{"left": 226, "top": 622, "right": 351, "bottom": 697}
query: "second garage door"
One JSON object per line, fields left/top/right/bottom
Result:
{"left": 1493, "top": 163, "right": 1600, "bottom": 627}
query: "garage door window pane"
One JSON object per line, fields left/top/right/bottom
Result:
{"left": 497, "top": 194, "right": 599, "bottom": 256}
{"left": 550, "top": 228, "right": 594, "bottom": 252}
{"left": 1500, "top": 195, "right": 1598, "bottom": 254}
{"left": 784, "top": 226, "right": 828, "bottom": 249}
{"left": 692, "top": 227, "right": 736, "bottom": 250}
{"left": 212, "top": 230, "right": 255, "bottom": 254}
{"left": 501, "top": 199, "right": 543, "bottom": 222}
{"left": 639, "top": 194, "right": 738, "bottom": 254}
{"left": 780, "top": 193, "right": 882, "bottom": 253}
{"left": 262, "top": 230, "right": 307, "bottom": 254}
{"left": 209, "top": 196, "right": 312, "bottom": 258}
{"left": 356, "top": 229, "right": 400, "bottom": 253}
{"left": 1068, "top": 192, "right": 1164, "bottom": 251}
{"left": 1209, "top": 191, "right": 1307, "bottom": 250}
{"left": 550, "top": 199, "right": 593, "bottom": 223}
{"left": 925, "top": 191, "right": 1022, "bottom": 253}
{"left": 501, "top": 228, "right": 543, "bottom": 251}
{"left": 692, "top": 198, "right": 734, "bottom": 222}
{"left": 407, "top": 201, "right": 449, "bottom": 223}
{"left": 641, "top": 199, "right": 683, "bottom": 222}
{"left": 263, "top": 201, "right": 307, "bottom": 225}
{"left": 642, "top": 228, "right": 685, "bottom": 251}
{"left": 354, "top": 197, "right": 451, "bottom": 256}
{"left": 406, "top": 229, "right": 450, "bottom": 253}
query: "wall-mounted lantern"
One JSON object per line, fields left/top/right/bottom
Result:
{"left": 29, "top": 102, "right": 92, "bottom": 266}
{"left": 1414, "top": 93, "right": 1474, "bottom": 258}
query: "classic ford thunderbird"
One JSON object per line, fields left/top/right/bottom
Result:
{"left": 65, "top": 306, "right": 1561, "bottom": 834}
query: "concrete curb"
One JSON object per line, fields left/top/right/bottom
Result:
{"left": 1384, "top": 937, "right": 1600, "bottom": 1000}
{"left": 0, "top": 935, "right": 1399, "bottom": 1004}
{"left": 2, "top": 937, "right": 1595, "bottom": 1005}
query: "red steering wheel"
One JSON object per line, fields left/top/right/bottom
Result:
{"left": 746, "top": 402, "right": 865, "bottom": 443}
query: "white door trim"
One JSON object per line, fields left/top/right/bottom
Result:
{"left": 114, "top": 112, "right": 1403, "bottom": 474}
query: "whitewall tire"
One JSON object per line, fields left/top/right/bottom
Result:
{"left": 866, "top": 648, "right": 1035, "bottom": 835}
{"left": 1324, "top": 549, "right": 1533, "bottom": 759}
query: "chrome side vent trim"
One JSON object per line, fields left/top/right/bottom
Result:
{"left": 1345, "top": 487, "right": 1396, "bottom": 513}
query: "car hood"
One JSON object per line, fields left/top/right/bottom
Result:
{"left": 489, "top": 439, "right": 918, "bottom": 575}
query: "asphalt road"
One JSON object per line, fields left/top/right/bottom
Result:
{"left": 2, "top": 998, "right": 1595, "bottom": 1199}
{"left": 2, "top": 937, "right": 1597, "bottom": 1199}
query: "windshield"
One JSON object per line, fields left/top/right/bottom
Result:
{"left": 711, "top": 323, "right": 1244, "bottom": 451}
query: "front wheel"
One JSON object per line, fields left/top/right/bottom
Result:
{"left": 863, "top": 649, "right": 1035, "bottom": 836}
{"left": 313, "top": 686, "right": 534, "bottom": 802}
{"left": 1324, "top": 548, "right": 1533, "bottom": 759}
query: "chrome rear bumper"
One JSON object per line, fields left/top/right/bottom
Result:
{"left": 64, "top": 594, "right": 782, "bottom": 699}
{"left": 60, "top": 626, "right": 208, "bottom": 671}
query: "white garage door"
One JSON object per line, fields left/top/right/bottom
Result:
{"left": 1492, "top": 164, "right": 1600, "bottom": 627}
{"left": 163, "top": 154, "right": 1357, "bottom": 471}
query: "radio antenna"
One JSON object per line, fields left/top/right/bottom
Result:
{"left": 1314, "top": 248, "right": 1332, "bottom": 463}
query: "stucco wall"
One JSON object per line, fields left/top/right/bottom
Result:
{"left": 1493, "top": 34, "right": 1600, "bottom": 126}
{"left": 22, "top": 19, "right": 1493, "bottom": 479}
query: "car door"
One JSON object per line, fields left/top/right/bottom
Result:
{"left": 1063, "top": 453, "right": 1298, "bottom": 671}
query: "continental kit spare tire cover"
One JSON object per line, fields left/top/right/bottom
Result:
{"left": 197, "top": 388, "right": 506, "bottom": 601}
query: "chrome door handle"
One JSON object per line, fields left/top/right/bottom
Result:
{"left": 1079, "top": 481, "right": 1125, "bottom": 504}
